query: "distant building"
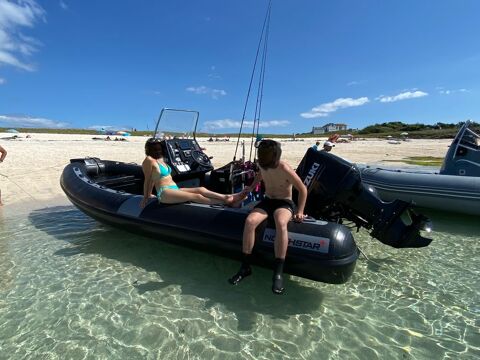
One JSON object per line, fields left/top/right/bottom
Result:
{"left": 312, "top": 123, "right": 348, "bottom": 134}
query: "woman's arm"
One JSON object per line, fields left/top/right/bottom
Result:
{"left": 140, "top": 158, "right": 155, "bottom": 208}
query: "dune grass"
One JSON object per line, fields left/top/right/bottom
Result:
{"left": 386, "top": 156, "right": 445, "bottom": 166}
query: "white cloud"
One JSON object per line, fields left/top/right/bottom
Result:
{"left": 438, "top": 88, "right": 468, "bottom": 95}
{"left": 0, "top": 77, "right": 5, "bottom": 84}
{"left": 300, "top": 97, "right": 369, "bottom": 119}
{"left": 377, "top": 90, "right": 428, "bottom": 103}
{"left": 0, "top": 0, "right": 45, "bottom": 71}
{"left": 0, "top": 114, "right": 68, "bottom": 128}
{"left": 203, "top": 119, "right": 290, "bottom": 130}
{"left": 186, "top": 85, "right": 227, "bottom": 99}
{"left": 59, "top": 1, "right": 68, "bottom": 10}
{"left": 208, "top": 66, "right": 221, "bottom": 79}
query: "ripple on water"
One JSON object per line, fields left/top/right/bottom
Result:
{"left": 0, "top": 203, "right": 478, "bottom": 359}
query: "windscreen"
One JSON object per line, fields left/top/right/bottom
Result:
{"left": 153, "top": 109, "right": 199, "bottom": 139}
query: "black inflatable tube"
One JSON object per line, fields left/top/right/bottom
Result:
{"left": 60, "top": 160, "right": 359, "bottom": 284}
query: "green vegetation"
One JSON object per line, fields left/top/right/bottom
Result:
{"left": 2, "top": 121, "right": 478, "bottom": 139}
{"left": 385, "top": 156, "right": 445, "bottom": 167}
{"left": 355, "top": 121, "right": 479, "bottom": 139}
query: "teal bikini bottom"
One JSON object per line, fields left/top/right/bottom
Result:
{"left": 157, "top": 184, "right": 179, "bottom": 200}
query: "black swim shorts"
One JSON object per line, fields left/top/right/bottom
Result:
{"left": 254, "top": 197, "right": 295, "bottom": 218}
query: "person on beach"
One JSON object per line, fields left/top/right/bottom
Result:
{"left": 0, "top": 145, "right": 7, "bottom": 205}
{"left": 322, "top": 141, "right": 335, "bottom": 152}
{"left": 228, "top": 139, "right": 307, "bottom": 294}
{"left": 311, "top": 141, "right": 321, "bottom": 151}
{"left": 140, "top": 138, "right": 245, "bottom": 208}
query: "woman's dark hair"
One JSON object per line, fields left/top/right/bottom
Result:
{"left": 145, "top": 138, "right": 164, "bottom": 158}
{"left": 257, "top": 139, "right": 281, "bottom": 169}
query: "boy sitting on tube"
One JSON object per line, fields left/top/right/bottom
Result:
{"left": 229, "top": 139, "right": 307, "bottom": 294}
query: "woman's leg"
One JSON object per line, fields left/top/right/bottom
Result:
{"left": 160, "top": 188, "right": 223, "bottom": 205}
{"left": 181, "top": 187, "right": 245, "bottom": 205}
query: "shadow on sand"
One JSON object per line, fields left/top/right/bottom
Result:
{"left": 29, "top": 206, "right": 325, "bottom": 331}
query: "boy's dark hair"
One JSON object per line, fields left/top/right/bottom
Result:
{"left": 257, "top": 139, "right": 281, "bottom": 169}
{"left": 145, "top": 138, "right": 163, "bottom": 157}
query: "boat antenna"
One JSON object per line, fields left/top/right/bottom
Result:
{"left": 233, "top": 0, "right": 272, "bottom": 162}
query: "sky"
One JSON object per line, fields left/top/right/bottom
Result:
{"left": 1, "top": 0, "right": 479, "bottom": 134}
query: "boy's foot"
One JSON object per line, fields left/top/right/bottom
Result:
{"left": 272, "top": 274, "right": 285, "bottom": 294}
{"left": 228, "top": 266, "right": 252, "bottom": 285}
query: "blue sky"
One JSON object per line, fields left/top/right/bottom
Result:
{"left": 1, "top": 0, "right": 479, "bottom": 134}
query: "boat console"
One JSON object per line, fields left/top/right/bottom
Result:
{"left": 296, "top": 149, "right": 432, "bottom": 248}
{"left": 440, "top": 120, "right": 480, "bottom": 176}
{"left": 162, "top": 138, "right": 213, "bottom": 181}
{"left": 152, "top": 108, "right": 214, "bottom": 183}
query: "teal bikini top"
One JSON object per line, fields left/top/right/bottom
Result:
{"left": 156, "top": 162, "right": 172, "bottom": 179}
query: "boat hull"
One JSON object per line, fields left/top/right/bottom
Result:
{"left": 360, "top": 166, "right": 480, "bottom": 216}
{"left": 61, "top": 159, "right": 359, "bottom": 284}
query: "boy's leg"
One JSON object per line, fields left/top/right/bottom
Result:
{"left": 271, "top": 208, "right": 293, "bottom": 294}
{"left": 273, "top": 208, "right": 292, "bottom": 259}
{"left": 229, "top": 209, "right": 268, "bottom": 285}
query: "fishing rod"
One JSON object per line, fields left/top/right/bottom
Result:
{"left": 233, "top": 0, "right": 272, "bottom": 162}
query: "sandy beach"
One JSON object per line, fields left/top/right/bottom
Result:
{"left": 0, "top": 133, "right": 451, "bottom": 207}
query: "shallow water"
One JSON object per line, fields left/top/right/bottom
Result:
{"left": 0, "top": 201, "right": 479, "bottom": 359}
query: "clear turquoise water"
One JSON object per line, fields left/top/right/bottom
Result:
{"left": 0, "top": 200, "right": 479, "bottom": 359}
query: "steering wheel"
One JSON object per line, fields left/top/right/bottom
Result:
{"left": 191, "top": 150, "right": 211, "bottom": 167}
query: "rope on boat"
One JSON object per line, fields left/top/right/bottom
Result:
{"left": 357, "top": 244, "right": 382, "bottom": 268}
{"left": 0, "top": 172, "right": 38, "bottom": 202}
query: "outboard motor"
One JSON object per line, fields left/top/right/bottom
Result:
{"left": 296, "top": 149, "right": 432, "bottom": 248}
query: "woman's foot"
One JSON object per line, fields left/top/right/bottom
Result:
{"left": 224, "top": 194, "right": 235, "bottom": 206}
{"left": 224, "top": 193, "right": 245, "bottom": 208}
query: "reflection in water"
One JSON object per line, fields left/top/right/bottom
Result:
{"left": 418, "top": 208, "right": 480, "bottom": 236}
{"left": 0, "top": 207, "right": 15, "bottom": 292}
{"left": 0, "top": 203, "right": 476, "bottom": 359}
{"left": 29, "top": 206, "right": 324, "bottom": 331}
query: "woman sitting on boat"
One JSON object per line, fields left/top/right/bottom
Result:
{"left": 140, "top": 138, "right": 244, "bottom": 208}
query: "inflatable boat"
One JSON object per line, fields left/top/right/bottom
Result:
{"left": 60, "top": 157, "right": 360, "bottom": 284}
{"left": 60, "top": 108, "right": 431, "bottom": 284}
{"left": 360, "top": 121, "right": 480, "bottom": 216}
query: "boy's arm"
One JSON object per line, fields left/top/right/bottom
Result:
{"left": 242, "top": 171, "right": 262, "bottom": 193}
{"left": 283, "top": 163, "right": 307, "bottom": 217}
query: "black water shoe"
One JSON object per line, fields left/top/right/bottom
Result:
{"left": 272, "top": 273, "right": 285, "bottom": 294}
{"left": 272, "top": 258, "right": 285, "bottom": 294}
{"left": 228, "top": 266, "right": 252, "bottom": 285}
